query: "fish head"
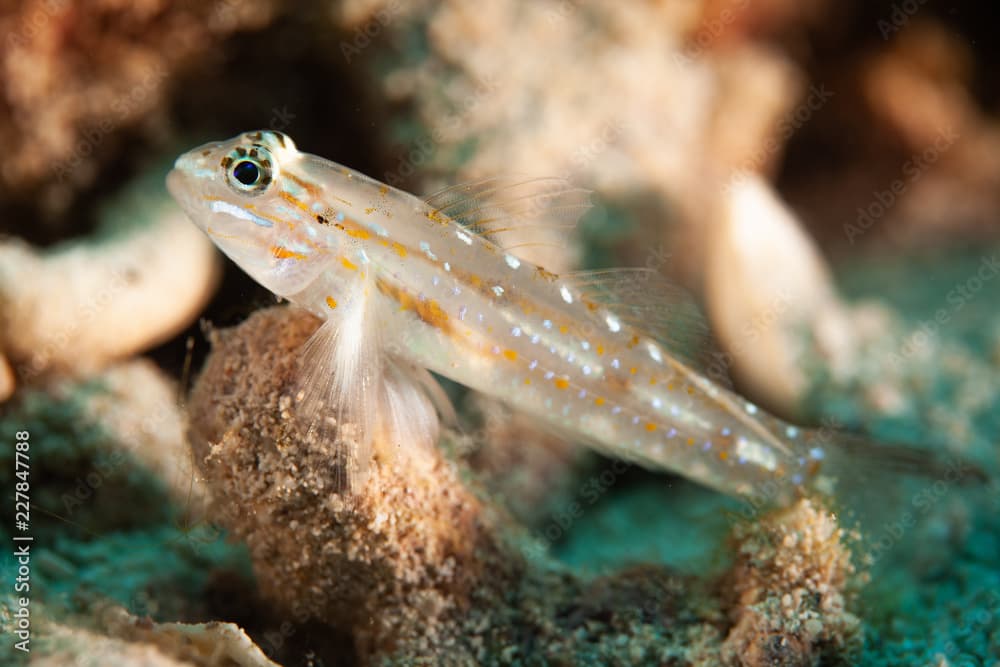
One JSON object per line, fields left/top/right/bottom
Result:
{"left": 167, "top": 130, "right": 332, "bottom": 297}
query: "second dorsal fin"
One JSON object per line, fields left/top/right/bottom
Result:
{"left": 422, "top": 176, "right": 593, "bottom": 253}
{"left": 562, "top": 268, "right": 731, "bottom": 385}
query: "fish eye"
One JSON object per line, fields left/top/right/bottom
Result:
{"left": 233, "top": 160, "right": 259, "bottom": 185}
{"left": 223, "top": 145, "right": 275, "bottom": 195}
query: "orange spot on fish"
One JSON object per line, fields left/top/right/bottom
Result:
{"left": 686, "top": 437, "right": 695, "bottom": 446}
{"left": 594, "top": 396, "right": 605, "bottom": 406}
{"left": 364, "top": 207, "right": 375, "bottom": 215}
{"left": 718, "top": 451, "right": 729, "bottom": 461}
{"left": 554, "top": 378, "right": 569, "bottom": 390}
{"left": 341, "top": 257, "right": 359, "bottom": 271}
{"left": 596, "top": 345, "right": 605, "bottom": 355}
{"left": 285, "top": 172, "right": 322, "bottom": 195}
{"left": 392, "top": 242, "right": 407, "bottom": 258}
{"left": 524, "top": 378, "right": 532, "bottom": 385}
{"left": 629, "top": 367, "right": 637, "bottom": 375}
{"left": 645, "top": 423, "right": 657, "bottom": 432}
{"left": 345, "top": 225, "right": 372, "bottom": 240}
{"left": 503, "top": 349, "right": 518, "bottom": 361}
{"left": 325, "top": 296, "right": 338, "bottom": 309}
{"left": 419, "top": 299, "right": 450, "bottom": 331}
{"left": 558, "top": 325, "right": 568, "bottom": 334}
{"left": 279, "top": 190, "right": 311, "bottom": 213}
{"left": 375, "top": 279, "right": 452, "bottom": 334}
{"left": 271, "top": 246, "right": 306, "bottom": 260}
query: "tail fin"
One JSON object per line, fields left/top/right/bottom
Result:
{"left": 801, "top": 427, "right": 987, "bottom": 525}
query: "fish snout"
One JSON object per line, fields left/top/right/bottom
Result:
{"left": 167, "top": 141, "right": 226, "bottom": 203}
{"left": 172, "top": 141, "right": 225, "bottom": 174}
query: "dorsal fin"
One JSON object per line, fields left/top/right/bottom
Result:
{"left": 562, "top": 268, "right": 731, "bottom": 386}
{"left": 422, "top": 176, "right": 592, "bottom": 253}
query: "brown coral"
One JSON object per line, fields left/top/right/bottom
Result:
{"left": 187, "top": 306, "right": 525, "bottom": 661}
{"left": 721, "top": 498, "right": 861, "bottom": 666}
{"left": 0, "top": 0, "right": 279, "bottom": 219}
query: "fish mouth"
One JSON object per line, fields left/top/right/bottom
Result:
{"left": 165, "top": 167, "right": 188, "bottom": 203}
{"left": 166, "top": 141, "right": 226, "bottom": 216}
{"left": 167, "top": 141, "right": 225, "bottom": 184}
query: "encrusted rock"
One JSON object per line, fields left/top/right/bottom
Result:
{"left": 188, "top": 306, "right": 523, "bottom": 660}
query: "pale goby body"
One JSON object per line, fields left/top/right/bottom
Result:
{"left": 168, "top": 130, "right": 907, "bottom": 503}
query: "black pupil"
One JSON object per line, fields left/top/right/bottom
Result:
{"left": 233, "top": 160, "right": 260, "bottom": 186}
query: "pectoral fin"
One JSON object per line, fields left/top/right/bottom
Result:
{"left": 292, "top": 282, "right": 445, "bottom": 494}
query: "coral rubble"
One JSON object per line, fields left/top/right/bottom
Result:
{"left": 722, "top": 499, "right": 861, "bottom": 666}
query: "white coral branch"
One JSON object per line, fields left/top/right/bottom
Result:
{"left": 0, "top": 207, "right": 220, "bottom": 393}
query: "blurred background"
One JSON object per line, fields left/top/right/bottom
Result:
{"left": 1, "top": 1, "right": 999, "bottom": 665}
